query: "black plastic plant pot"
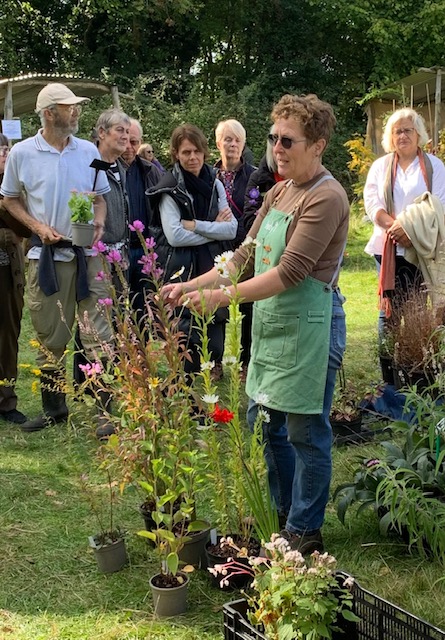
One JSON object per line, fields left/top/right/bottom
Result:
{"left": 92, "top": 536, "right": 128, "bottom": 574}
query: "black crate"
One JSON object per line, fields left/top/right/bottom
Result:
{"left": 223, "top": 572, "right": 445, "bottom": 640}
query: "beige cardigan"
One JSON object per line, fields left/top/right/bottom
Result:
{"left": 399, "top": 191, "right": 445, "bottom": 304}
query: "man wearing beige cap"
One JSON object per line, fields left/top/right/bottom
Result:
{"left": 1, "top": 82, "right": 113, "bottom": 434}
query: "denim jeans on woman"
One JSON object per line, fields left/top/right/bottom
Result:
{"left": 247, "top": 289, "right": 346, "bottom": 535}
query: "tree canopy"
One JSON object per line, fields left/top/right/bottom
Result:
{"left": 2, "top": 0, "right": 445, "bottom": 185}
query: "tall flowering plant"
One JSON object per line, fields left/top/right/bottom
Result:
{"left": 79, "top": 221, "right": 208, "bottom": 581}
{"left": 192, "top": 239, "right": 275, "bottom": 551}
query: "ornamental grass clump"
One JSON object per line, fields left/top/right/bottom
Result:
{"left": 389, "top": 290, "right": 445, "bottom": 380}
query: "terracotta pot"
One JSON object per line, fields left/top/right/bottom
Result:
{"left": 150, "top": 571, "right": 189, "bottom": 617}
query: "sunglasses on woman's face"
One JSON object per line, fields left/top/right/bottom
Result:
{"left": 267, "top": 133, "right": 306, "bottom": 149}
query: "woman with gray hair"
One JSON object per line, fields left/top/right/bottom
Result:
{"left": 214, "top": 118, "right": 255, "bottom": 248}
{"left": 364, "top": 107, "right": 445, "bottom": 329}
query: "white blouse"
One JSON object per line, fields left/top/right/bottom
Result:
{"left": 364, "top": 152, "right": 445, "bottom": 256}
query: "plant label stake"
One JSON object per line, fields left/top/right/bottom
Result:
{"left": 90, "top": 159, "right": 112, "bottom": 191}
{"left": 88, "top": 536, "right": 98, "bottom": 549}
{"left": 210, "top": 528, "right": 217, "bottom": 545}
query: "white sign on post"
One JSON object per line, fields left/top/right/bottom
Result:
{"left": 1, "top": 120, "right": 22, "bottom": 140}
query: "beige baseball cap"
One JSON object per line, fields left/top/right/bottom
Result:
{"left": 35, "top": 83, "right": 90, "bottom": 112}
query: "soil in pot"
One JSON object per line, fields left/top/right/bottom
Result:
{"left": 150, "top": 571, "right": 189, "bottom": 617}
{"left": 206, "top": 534, "right": 260, "bottom": 590}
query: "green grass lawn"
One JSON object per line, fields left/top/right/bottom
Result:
{"left": 1, "top": 217, "right": 445, "bottom": 638}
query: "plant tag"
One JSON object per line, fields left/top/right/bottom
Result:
{"left": 88, "top": 536, "right": 98, "bottom": 549}
{"left": 161, "top": 560, "right": 167, "bottom": 573}
{"left": 210, "top": 528, "right": 217, "bottom": 545}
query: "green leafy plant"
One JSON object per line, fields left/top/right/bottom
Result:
{"left": 210, "top": 534, "right": 359, "bottom": 639}
{"left": 334, "top": 384, "right": 445, "bottom": 559}
{"left": 68, "top": 190, "right": 95, "bottom": 223}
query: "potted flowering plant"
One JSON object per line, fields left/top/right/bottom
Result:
{"left": 80, "top": 222, "right": 211, "bottom": 611}
{"left": 192, "top": 244, "right": 275, "bottom": 585}
{"left": 215, "top": 533, "right": 359, "bottom": 640}
{"left": 68, "top": 189, "right": 95, "bottom": 246}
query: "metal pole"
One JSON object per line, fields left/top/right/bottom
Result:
{"left": 434, "top": 69, "right": 442, "bottom": 150}
{"left": 4, "top": 82, "right": 13, "bottom": 119}
{"left": 111, "top": 85, "right": 120, "bottom": 109}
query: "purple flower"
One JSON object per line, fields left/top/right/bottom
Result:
{"left": 95, "top": 270, "right": 107, "bottom": 281}
{"left": 248, "top": 187, "right": 260, "bottom": 200}
{"left": 106, "top": 249, "right": 122, "bottom": 264}
{"left": 98, "top": 297, "right": 113, "bottom": 307}
{"left": 145, "top": 237, "right": 156, "bottom": 249}
{"left": 129, "top": 220, "right": 145, "bottom": 233}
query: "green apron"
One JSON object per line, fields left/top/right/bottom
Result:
{"left": 246, "top": 176, "right": 337, "bottom": 414}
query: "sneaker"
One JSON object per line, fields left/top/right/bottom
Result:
{"left": 279, "top": 528, "right": 324, "bottom": 554}
{"left": 0, "top": 408, "right": 28, "bottom": 424}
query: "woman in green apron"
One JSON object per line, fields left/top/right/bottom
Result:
{"left": 163, "top": 93, "right": 349, "bottom": 554}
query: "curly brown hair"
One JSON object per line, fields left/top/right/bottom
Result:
{"left": 271, "top": 94, "right": 336, "bottom": 145}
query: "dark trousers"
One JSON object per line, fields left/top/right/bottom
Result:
{"left": 0, "top": 264, "right": 24, "bottom": 412}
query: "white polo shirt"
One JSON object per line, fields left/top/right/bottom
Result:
{"left": 0, "top": 131, "right": 110, "bottom": 260}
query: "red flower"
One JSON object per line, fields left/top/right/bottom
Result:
{"left": 211, "top": 404, "right": 234, "bottom": 423}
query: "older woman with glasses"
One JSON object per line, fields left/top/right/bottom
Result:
{"left": 364, "top": 108, "right": 445, "bottom": 353}
{"left": 163, "top": 94, "right": 349, "bottom": 553}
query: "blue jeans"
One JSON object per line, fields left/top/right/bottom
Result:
{"left": 247, "top": 290, "right": 346, "bottom": 534}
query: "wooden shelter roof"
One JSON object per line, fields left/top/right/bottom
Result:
{"left": 0, "top": 73, "right": 114, "bottom": 117}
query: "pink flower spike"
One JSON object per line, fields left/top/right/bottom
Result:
{"left": 106, "top": 249, "right": 122, "bottom": 264}
{"left": 98, "top": 298, "right": 113, "bottom": 307}
{"left": 145, "top": 237, "right": 156, "bottom": 249}
{"left": 92, "top": 240, "right": 107, "bottom": 256}
{"left": 95, "top": 270, "right": 106, "bottom": 281}
{"left": 129, "top": 220, "right": 145, "bottom": 233}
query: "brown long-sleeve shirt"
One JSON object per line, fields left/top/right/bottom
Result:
{"left": 232, "top": 168, "right": 349, "bottom": 288}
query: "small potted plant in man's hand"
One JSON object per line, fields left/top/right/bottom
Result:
{"left": 68, "top": 190, "right": 96, "bottom": 246}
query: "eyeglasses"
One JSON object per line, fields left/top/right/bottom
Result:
{"left": 393, "top": 127, "right": 415, "bottom": 137}
{"left": 146, "top": 149, "right": 154, "bottom": 154}
{"left": 56, "top": 104, "right": 82, "bottom": 115}
{"left": 0, "top": 146, "right": 9, "bottom": 157}
{"left": 267, "top": 133, "right": 306, "bottom": 149}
